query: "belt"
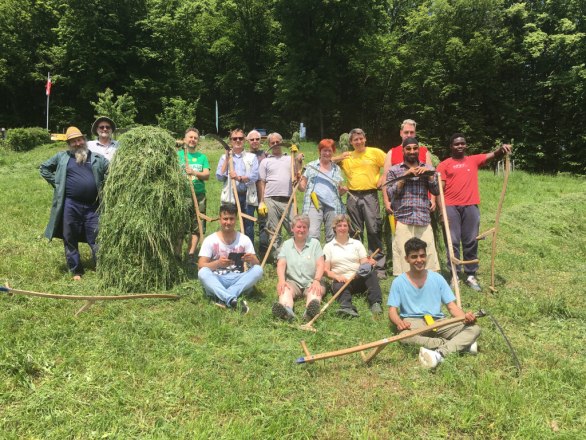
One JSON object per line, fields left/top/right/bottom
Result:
{"left": 349, "top": 189, "right": 377, "bottom": 195}
{"left": 267, "top": 196, "right": 290, "bottom": 202}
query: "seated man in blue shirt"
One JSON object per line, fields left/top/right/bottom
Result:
{"left": 387, "top": 237, "right": 480, "bottom": 368}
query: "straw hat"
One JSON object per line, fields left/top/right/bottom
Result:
{"left": 65, "top": 126, "right": 84, "bottom": 141}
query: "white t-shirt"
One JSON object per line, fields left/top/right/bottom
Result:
{"left": 323, "top": 238, "right": 367, "bottom": 279}
{"left": 199, "top": 232, "right": 255, "bottom": 275}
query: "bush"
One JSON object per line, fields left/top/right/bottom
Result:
{"left": 291, "top": 131, "right": 301, "bottom": 144}
{"left": 5, "top": 127, "right": 50, "bottom": 152}
{"left": 156, "top": 97, "right": 197, "bottom": 138}
{"left": 338, "top": 133, "right": 350, "bottom": 152}
{"left": 91, "top": 88, "right": 137, "bottom": 129}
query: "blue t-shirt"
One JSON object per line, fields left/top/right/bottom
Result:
{"left": 387, "top": 271, "right": 455, "bottom": 319}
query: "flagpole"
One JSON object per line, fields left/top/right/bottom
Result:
{"left": 215, "top": 100, "right": 219, "bottom": 134}
{"left": 45, "top": 72, "right": 51, "bottom": 131}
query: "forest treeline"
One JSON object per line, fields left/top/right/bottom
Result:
{"left": 1, "top": 0, "right": 584, "bottom": 172}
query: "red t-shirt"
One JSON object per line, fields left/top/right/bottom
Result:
{"left": 390, "top": 145, "right": 429, "bottom": 165}
{"left": 436, "top": 154, "right": 487, "bottom": 206}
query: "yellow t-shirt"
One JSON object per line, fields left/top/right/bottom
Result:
{"left": 339, "top": 147, "right": 386, "bottom": 190}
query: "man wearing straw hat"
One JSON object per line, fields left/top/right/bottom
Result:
{"left": 87, "top": 116, "right": 119, "bottom": 162}
{"left": 40, "top": 126, "right": 109, "bottom": 280}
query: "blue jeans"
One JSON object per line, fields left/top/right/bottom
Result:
{"left": 63, "top": 197, "right": 99, "bottom": 275}
{"left": 237, "top": 192, "right": 255, "bottom": 245}
{"left": 198, "top": 265, "right": 263, "bottom": 306}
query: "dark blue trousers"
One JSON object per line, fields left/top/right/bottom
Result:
{"left": 445, "top": 205, "right": 480, "bottom": 275}
{"left": 63, "top": 197, "right": 99, "bottom": 275}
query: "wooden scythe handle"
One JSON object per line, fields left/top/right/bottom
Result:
{"left": 297, "top": 312, "right": 484, "bottom": 365}
{"left": 438, "top": 173, "right": 462, "bottom": 307}
{"left": 260, "top": 180, "right": 302, "bottom": 268}
{"left": 300, "top": 249, "right": 380, "bottom": 330}
{"left": 490, "top": 154, "right": 510, "bottom": 290}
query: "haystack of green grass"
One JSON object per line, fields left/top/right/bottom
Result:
{"left": 97, "top": 126, "right": 189, "bottom": 292}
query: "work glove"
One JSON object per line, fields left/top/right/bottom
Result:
{"left": 258, "top": 202, "right": 268, "bottom": 216}
{"left": 290, "top": 144, "right": 299, "bottom": 153}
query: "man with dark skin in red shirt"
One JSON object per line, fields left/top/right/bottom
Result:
{"left": 437, "top": 134, "right": 511, "bottom": 292}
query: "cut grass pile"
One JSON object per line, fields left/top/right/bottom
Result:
{"left": 98, "top": 126, "right": 189, "bottom": 292}
{"left": 0, "top": 141, "right": 585, "bottom": 438}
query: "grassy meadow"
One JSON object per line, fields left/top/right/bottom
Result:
{"left": 0, "top": 138, "right": 585, "bottom": 439}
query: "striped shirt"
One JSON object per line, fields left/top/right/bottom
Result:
{"left": 301, "top": 160, "right": 345, "bottom": 215}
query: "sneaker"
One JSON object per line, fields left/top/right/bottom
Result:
{"left": 272, "top": 302, "right": 296, "bottom": 321}
{"left": 468, "top": 341, "right": 478, "bottom": 355}
{"left": 419, "top": 347, "right": 444, "bottom": 369}
{"left": 370, "top": 302, "right": 383, "bottom": 315}
{"left": 303, "top": 299, "right": 321, "bottom": 322}
{"left": 465, "top": 275, "right": 482, "bottom": 292}
{"left": 229, "top": 298, "right": 238, "bottom": 309}
{"left": 337, "top": 307, "right": 359, "bottom": 318}
{"left": 240, "top": 300, "right": 250, "bottom": 315}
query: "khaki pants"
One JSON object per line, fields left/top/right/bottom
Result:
{"left": 400, "top": 317, "right": 480, "bottom": 357}
{"left": 392, "top": 222, "right": 440, "bottom": 275}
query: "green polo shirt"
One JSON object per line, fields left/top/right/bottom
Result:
{"left": 278, "top": 238, "right": 323, "bottom": 289}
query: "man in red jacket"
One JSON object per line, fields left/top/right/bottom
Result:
{"left": 437, "top": 133, "right": 511, "bottom": 291}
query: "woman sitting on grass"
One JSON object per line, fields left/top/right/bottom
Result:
{"left": 272, "top": 214, "right": 325, "bottom": 321}
{"left": 323, "top": 214, "right": 383, "bottom": 317}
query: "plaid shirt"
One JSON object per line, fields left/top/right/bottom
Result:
{"left": 301, "top": 160, "right": 346, "bottom": 215}
{"left": 387, "top": 162, "right": 439, "bottom": 226}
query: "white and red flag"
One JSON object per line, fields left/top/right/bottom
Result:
{"left": 45, "top": 73, "right": 52, "bottom": 96}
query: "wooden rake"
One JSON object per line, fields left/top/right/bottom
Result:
{"left": 299, "top": 248, "right": 380, "bottom": 332}
{"left": 438, "top": 172, "right": 478, "bottom": 307}
{"left": 260, "top": 173, "right": 304, "bottom": 268}
{"left": 297, "top": 310, "right": 486, "bottom": 365}
{"left": 476, "top": 154, "right": 511, "bottom": 292}
{"left": 0, "top": 284, "right": 179, "bottom": 316}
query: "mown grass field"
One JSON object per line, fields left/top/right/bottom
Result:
{"left": 1, "top": 138, "right": 585, "bottom": 439}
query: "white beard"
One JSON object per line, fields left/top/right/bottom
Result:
{"left": 71, "top": 146, "right": 89, "bottom": 165}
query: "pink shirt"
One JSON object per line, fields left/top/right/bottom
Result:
{"left": 437, "top": 154, "right": 487, "bottom": 206}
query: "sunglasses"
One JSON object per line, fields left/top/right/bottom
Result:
{"left": 231, "top": 136, "right": 244, "bottom": 141}
{"left": 98, "top": 125, "right": 111, "bottom": 130}
{"left": 248, "top": 138, "right": 260, "bottom": 142}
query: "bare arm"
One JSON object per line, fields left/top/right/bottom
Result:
{"left": 298, "top": 176, "right": 308, "bottom": 192}
{"left": 307, "top": 256, "right": 325, "bottom": 295}
{"left": 258, "top": 180, "right": 265, "bottom": 203}
{"left": 190, "top": 168, "right": 210, "bottom": 181}
{"left": 388, "top": 306, "right": 411, "bottom": 330}
{"left": 485, "top": 144, "right": 512, "bottom": 162}
{"left": 276, "top": 258, "right": 288, "bottom": 295}
{"left": 198, "top": 255, "right": 232, "bottom": 271}
{"left": 242, "top": 252, "right": 260, "bottom": 266}
{"left": 446, "top": 301, "right": 477, "bottom": 324}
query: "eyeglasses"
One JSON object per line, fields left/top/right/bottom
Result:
{"left": 98, "top": 125, "right": 111, "bottom": 130}
{"left": 248, "top": 138, "right": 260, "bottom": 142}
{"left": 231, "top": 137, "right": 244, "bottom": 141}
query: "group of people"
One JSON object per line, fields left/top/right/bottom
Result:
{"left": 39, "top": 117, "right": 511, "bottom": 368}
